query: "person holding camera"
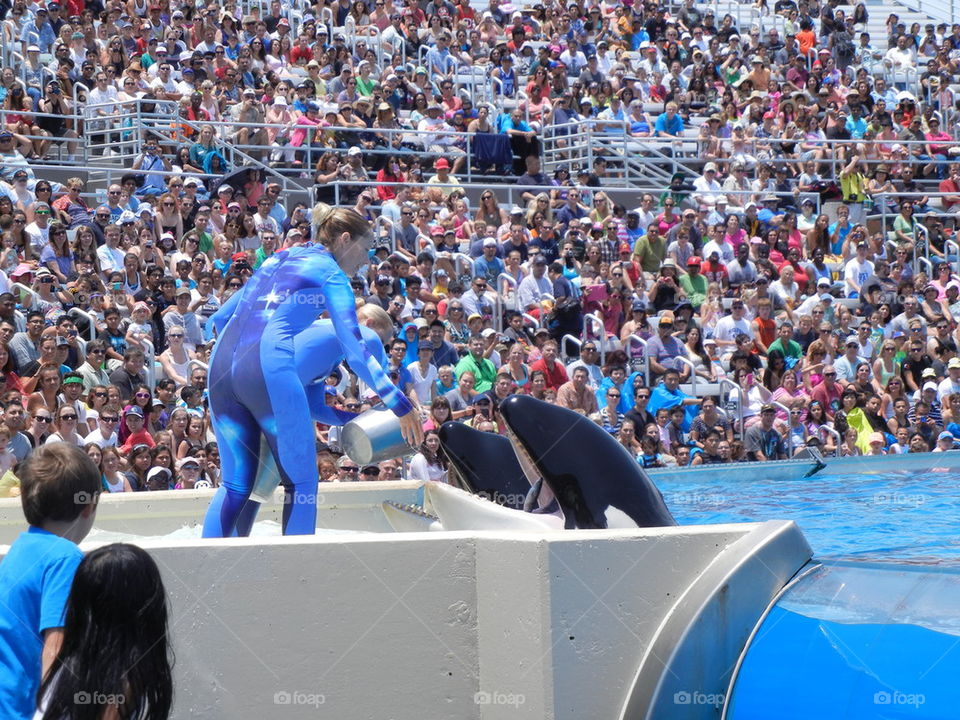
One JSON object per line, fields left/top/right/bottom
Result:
{"left": 36, "top": 80, "right": 78, "bottom": 161}
{"left": 132, "top": 137, "right": 172, "bottom": 197}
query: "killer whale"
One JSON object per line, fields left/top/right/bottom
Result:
{"left": 498, "top": 395, "right": 677, "bottom": 529}
{"left": 437, "top": 422, "right": 532, "bottom": 511}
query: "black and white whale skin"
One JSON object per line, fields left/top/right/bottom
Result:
{"left": 437, "top": 421, "right": 531, "bottom": 510}
{"left": 498, "top": 395, "right": 677, "bottom": 530}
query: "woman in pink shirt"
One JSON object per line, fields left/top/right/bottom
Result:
{"left": 654, "top": 198, "right": 681, "bottom": 235}
{"left": 925, "top": 117, "right": 954, "bottom": 179}
{"left": 290, "top": 102, "right": 322, "bottom": 156}
{"left": 722, "top": 213, "right": 747, "bottom": 252}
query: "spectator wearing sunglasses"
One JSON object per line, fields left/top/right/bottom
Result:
{"left": 359, "top": 465, "right": 381, "bottom": 481}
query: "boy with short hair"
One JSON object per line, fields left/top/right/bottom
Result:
{"left": 0, "top": 444, "right": 101, "bottom": 718}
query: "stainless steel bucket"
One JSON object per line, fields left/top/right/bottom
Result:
{"left": 341, "top": 408, "right": 411, "bottom": 465}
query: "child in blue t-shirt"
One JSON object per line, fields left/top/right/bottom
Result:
{"left": 0, "top": 444, "right": 101, "bottom": 719}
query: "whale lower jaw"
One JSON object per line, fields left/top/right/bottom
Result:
{"left": 423, "top": 483, "right": 563, "bottom": 531}
{"left": 604, "top": 506, "right": 641, "bottom": 529}
{"left": 381, "top": 501, "right": 443, "bottom": 532}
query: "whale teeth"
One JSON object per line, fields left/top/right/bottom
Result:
{"left": 384, "top": 501, "right": 438, "bottom": 521}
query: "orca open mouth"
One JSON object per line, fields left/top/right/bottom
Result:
{"left": 498, "top": 395, "right": 676, "bottom": 530}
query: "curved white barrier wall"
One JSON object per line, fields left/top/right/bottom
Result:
{"left": 0, "top": 486, "right": 811, "bottom": 719}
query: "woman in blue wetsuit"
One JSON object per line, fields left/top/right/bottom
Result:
{"left": 202, "top": 205, "right": 422, "bottom": 537}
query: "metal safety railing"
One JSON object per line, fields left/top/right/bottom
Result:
{"left": 769, "top": 399, "right": 794, "bottom": 457}
{"left": 821, "top": 425, "right": 842, "bottom": 457}
{"left": 191, "top": 118, "right": 496, "bottom": 184}
{"left": 141, "top": 339, "right": 157, "bottom": 390}
{"left": 719, "top": 377, "right": 745, "bottom": 436}
{"left": 68, "top": 307, "right": 99, "bottom": 342}
{"left": 582, "top": 312, "right": 606, "bottom": 356}
{"left": 10, "top": 282, "right": 36, "bottom": 310}
{"left": 560, "top": 333, "right": 581, "bottom": 363}
{"left": 494, "top": 273, "right": 519, "bottom": 332}
{"left": 624, "top": 334, "right": 649, "bottom": 386}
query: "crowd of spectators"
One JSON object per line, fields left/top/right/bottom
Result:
{"left": 1, "top": 0, "right": 960, "bottom": 491}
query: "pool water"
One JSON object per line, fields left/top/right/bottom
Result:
{"left": 727, "top": 562, "right": 960, "bottom": 719}
{"left": 729, "top": 606, "right": 959, "bottom": 719}
{"left": 656, "top": 469, "right": 960, "bottom": 565}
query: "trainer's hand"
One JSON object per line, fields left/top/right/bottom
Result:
{"left": 399, "top": 411, "right": 424, "bottom": 449}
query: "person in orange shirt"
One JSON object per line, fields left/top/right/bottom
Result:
{"left": 796, "top": 20, "right": 817, "bottom": 57}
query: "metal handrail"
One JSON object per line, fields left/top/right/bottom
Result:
{"left": 675, "top": 355, "right": 698, "bottom": 396}
{"left": 67, "top": 307, "right": 99, "bottom": 342}
{"left": 452, "top": 253, "right": 474, "bottom": 279}
{"left": 373, "top": 215, "right": 396, "bottom": 253}
{"left": 169, "top": 117, "right": 296, "bottom": 197}
{"left": 769, "top": 399, "right": 794, "bottom": 458}
{"left": 582, "top": 312, "right": 605, "bottom": 365}
{"left": 10, "top": 282, "right": 36, "bottom": 308}
{"left": 625, "top": 334, "right": 649, "bottom": 387}
{"left": 494, "top": 272, "right": 519, "bottom": 333}
{"left": 142, "top": 338, "right": 156, "bottom": 390}
{"left": 560, "top": 333, "right": 581, "bottom": 364}
{"left": 821, "top": 425, "right": 842, "bottom": 457}
{"left": 719, "top": 377, "right": 744, "bottom": 436}
{"left": 947, "top": 240, "right": 960, "bottom": 277}
{"left": 521, "top": 312, "right": 541, "bottom": 330}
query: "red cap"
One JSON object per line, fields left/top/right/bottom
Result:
{"left": 687, "top": 256, "right": 702, "bottom": 266}
{"left": 231, "top": 252, "right": 247, "bottom": 262}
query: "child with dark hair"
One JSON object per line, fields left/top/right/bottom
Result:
{"left": 0, "top": 444, "right": 101, "bottom": 718}
{"left": 36, "top": 543, "right": 173, "bottom": 720}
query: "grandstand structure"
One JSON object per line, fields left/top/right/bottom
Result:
{"left": 1, "top": 0, "right": 960, "bottom": 464}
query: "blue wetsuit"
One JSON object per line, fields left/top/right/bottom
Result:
{"left": 202, "top": 243, "right": 412, "bottom": 537}
{"left": 231, "top": 320, "right": 395, "bottom": 536}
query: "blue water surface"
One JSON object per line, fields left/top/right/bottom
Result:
{"left": 655, "top": 470, "right": 960, "bottom": 565}
{"left": 727, "top": 562, "right": 960, "bottom": 719}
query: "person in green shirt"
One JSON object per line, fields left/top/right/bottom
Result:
{"left": 658, "top": 172, "right": 692, "bottom": 208}
{"left": 632, "top": 224, "right": 667, "bottom": 275}
{"left": 892, "top": 201, "right": 917, "bottom": 247}
{"left": 454, "top": 335, "right": 497, "bottom": 393}
{"left": 190, "top": 210, "right": 214, "bottom": 253}
{"left": 766, "top": 321, "right": 803, "bottom": 360}
{"left": 678, "top": 256, "right": 708, "bottom": 309}
{"left": 253, "top": 232, "right": 277, "bottom": 270}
